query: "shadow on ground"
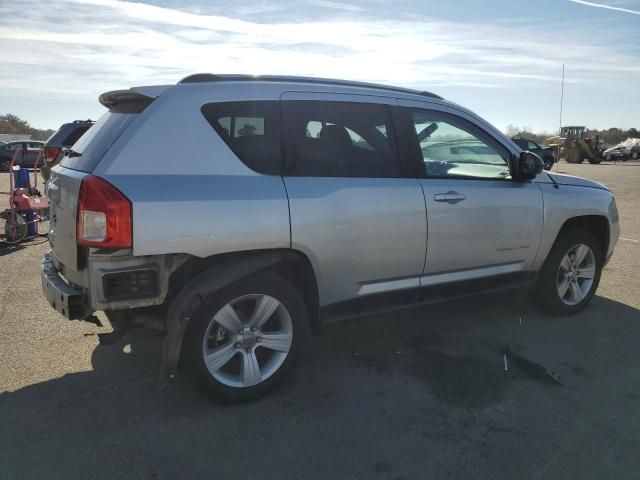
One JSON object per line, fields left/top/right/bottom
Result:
{"left": 0, "top": 243, "right": 25, "bottom": 257}
{"left": 1, "top": 294, "right": 639, "bottom": 480}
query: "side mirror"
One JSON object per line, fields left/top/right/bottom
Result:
{"left": 516, "top": 151, "right": 544, "bottom": 181}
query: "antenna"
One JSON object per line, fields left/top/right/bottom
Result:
{"left": 559, "top": 64, "right": 565, "bottom": 134}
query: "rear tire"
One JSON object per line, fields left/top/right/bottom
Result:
{"left": 535, "top": 229, "right": 602, "bottom": 315}
{"left": 181, "top": 271, "right": 310, "bottom": 403}
{"left": 588, "top": 157, "right": 602, "bottom": 164}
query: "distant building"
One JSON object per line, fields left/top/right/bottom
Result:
{"left": 0, "top": 133, "right": 31, "bottom": 142}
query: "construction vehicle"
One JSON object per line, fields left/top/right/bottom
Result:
{"left": 546, "top": 126, "right": 603, "bottom": 164}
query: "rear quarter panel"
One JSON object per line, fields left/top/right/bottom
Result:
{"left": 93, "top": 84, "right": 291, "bottom": 258}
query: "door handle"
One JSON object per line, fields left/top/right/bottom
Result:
{"left": 434, "top": 191, "right": 466, "bottom": 203}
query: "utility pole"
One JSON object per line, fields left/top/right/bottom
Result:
{"left": 557, "top": 64, "right": 565, "bottom": 171}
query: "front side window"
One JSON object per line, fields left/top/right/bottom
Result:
{"left": 527, "top": 140, "right": 539, "bottom": 150}
{"left": 201, "top": 101, "right": 281, "bottom": 175}
{"left": 408, "top": 109, "right": 511, "bottom": 180}
{"left": 282, "top": 101, "right": 401, "bottom": 178}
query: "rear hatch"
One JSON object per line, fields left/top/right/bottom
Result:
{"left": 47, "top": 89, "right": 158, "bottom": 271}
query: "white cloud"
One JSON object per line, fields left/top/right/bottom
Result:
{"left": 304, "top": 0, "right": 364, "bottom": 12}
{"left": 0, "top": 0, "right": 638, "bottom": 106}
{"left": 568, "top": 0, "right": 640, "bottom": 15}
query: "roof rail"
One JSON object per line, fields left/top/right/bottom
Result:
{"left": 419, "top": 91, "right": 441, "bottom": 99}
{"left": 178, "top": 73, "right": 443, "bottom": 100}
{"left": 180, "top": 73, "right": 220, "bottom": 83}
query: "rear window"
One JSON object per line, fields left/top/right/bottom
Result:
{"left": 60, "top": 112, "right": 135, "bottom": 172}
{"left": 62, "top": 126, "right": 92, "bottom": 147}
{"left": 201, "top": 101, "right": 281, "bottom": 175}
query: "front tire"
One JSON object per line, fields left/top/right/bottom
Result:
{"left": 535, "top": 229, "right": 603, "bottom": 315}
{"left": 181, "top": 271, "right": 310, "bottom": 402}
{"left": 566, "top": 151, "right": 583, "bottom": 164}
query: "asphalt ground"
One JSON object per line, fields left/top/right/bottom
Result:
{"left": 1, "top": 161, "right": 639, "bottom": 479}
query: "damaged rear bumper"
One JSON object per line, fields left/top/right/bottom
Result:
{"left": 41, "top": 251, "right": 90, "bottom": 320}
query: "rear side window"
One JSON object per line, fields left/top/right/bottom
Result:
{"left": 201, "top": 101, "right": 281, "bottom": 175}
{"left": 282, "top": 101, "right": 401, "bottom": 178}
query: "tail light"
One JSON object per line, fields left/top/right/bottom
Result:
{"left": 44, "top": 146, "right": 61, "bottom": 163}
{"left": 77, "top": 175, "right": 132, "bottom": 248}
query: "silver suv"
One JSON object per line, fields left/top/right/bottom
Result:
{"left": 42, "top": 74, "right": 620, "bottom": 401}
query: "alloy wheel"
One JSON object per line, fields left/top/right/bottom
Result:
{"left": 556, "top": 243, "right": 596, "bottom": 305}
{"left": 202, "top": 294, "right": 293, "bottom": 388}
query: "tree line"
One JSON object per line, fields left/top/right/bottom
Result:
{"left": 505, "top": 124, "right": 640, "bottom": 146}
{"left": 0, "top": 114, "right": 55, "bottom": 141}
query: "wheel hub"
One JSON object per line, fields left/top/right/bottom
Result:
{"left": 238, "top": 327, "right": 257, "bottom": 349}
{"left": 557, "top": 243, "right": 596, "bottom": 306}
{"left": 202, "top": 293, "right": 294, "bottom": 388}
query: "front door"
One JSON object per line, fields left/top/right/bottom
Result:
{"left": 399, "top": 102, "right": 543, "bottom": 287}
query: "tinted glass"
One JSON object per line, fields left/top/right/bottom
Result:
{"left": 60, "top": 112, "right": 135, "bottom": 172}
{"left": 409, "top": 109, "right": 510, "bottom": 180}
{"left": 62, "top": 126, "right": 92, "bottom": 147}
{"left": 513, "top": 139, "right": 526, "bottom": 149}
{"left": 201, "top": 101, "right": 281, "bottom": 175}
{"left": 282, "top": 101, "right": 401, "bottom": 178}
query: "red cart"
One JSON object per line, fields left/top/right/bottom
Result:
{"left": 0, "top": 147, "right": 49, "bottom": 244}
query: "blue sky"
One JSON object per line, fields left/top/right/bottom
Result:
{"left": 0, "top": 0, "right": 638, "bottom": 133}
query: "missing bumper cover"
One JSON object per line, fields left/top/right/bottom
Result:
{"left": 102, "top": 268, "right": 159, "bottom": 301}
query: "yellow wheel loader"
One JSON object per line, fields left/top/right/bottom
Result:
{"left": 546, "top": 126, "right": 603, "bottom": 164}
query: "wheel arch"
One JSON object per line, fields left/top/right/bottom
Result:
{"left": 557, "top": 215, "right": 610, "bottom": 257}
{"left": 163, "top": 248, "right": 320, "bottom": 378}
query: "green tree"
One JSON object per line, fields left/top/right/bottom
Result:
{"left": 0, "top": 113, "right": 55, "bottom": 141}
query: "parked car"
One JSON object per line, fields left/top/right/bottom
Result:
{"left": 41, "top": 120, "right": 94, "bottom": 182}
{"left": 0, "top": 141, "right": 44, "bottom": 170}
{"left": 511, "top": 137, "right": 555, "bottom": 170}
{"left": 629, "top": 143, "right": 640, "bottom": 160}
{"left": 603, "top": 144, "right": 627, "bottom": 161}
{"left": 42, "top": 74, "right": 620, "bottom": 402}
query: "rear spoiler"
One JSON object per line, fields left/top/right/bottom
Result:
{"left": 98, "top": 90, "right": 155, "bottom": 113}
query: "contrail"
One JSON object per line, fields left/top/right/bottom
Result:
{"left": 569, "top": 0, "right": 640, "bottom": 15}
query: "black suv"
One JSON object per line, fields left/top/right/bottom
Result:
{"left": 41, "top": 120, "right": 94, "bottom": 181}
{"left": 511, "top": 137, "right": 555, "bottom": 170}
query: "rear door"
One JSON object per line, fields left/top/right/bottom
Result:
{"left": 281, "top": 93, "right": 427, "bottom": 307}
{"left": 398, "top": 101, "right": 543, "bottom": 286}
